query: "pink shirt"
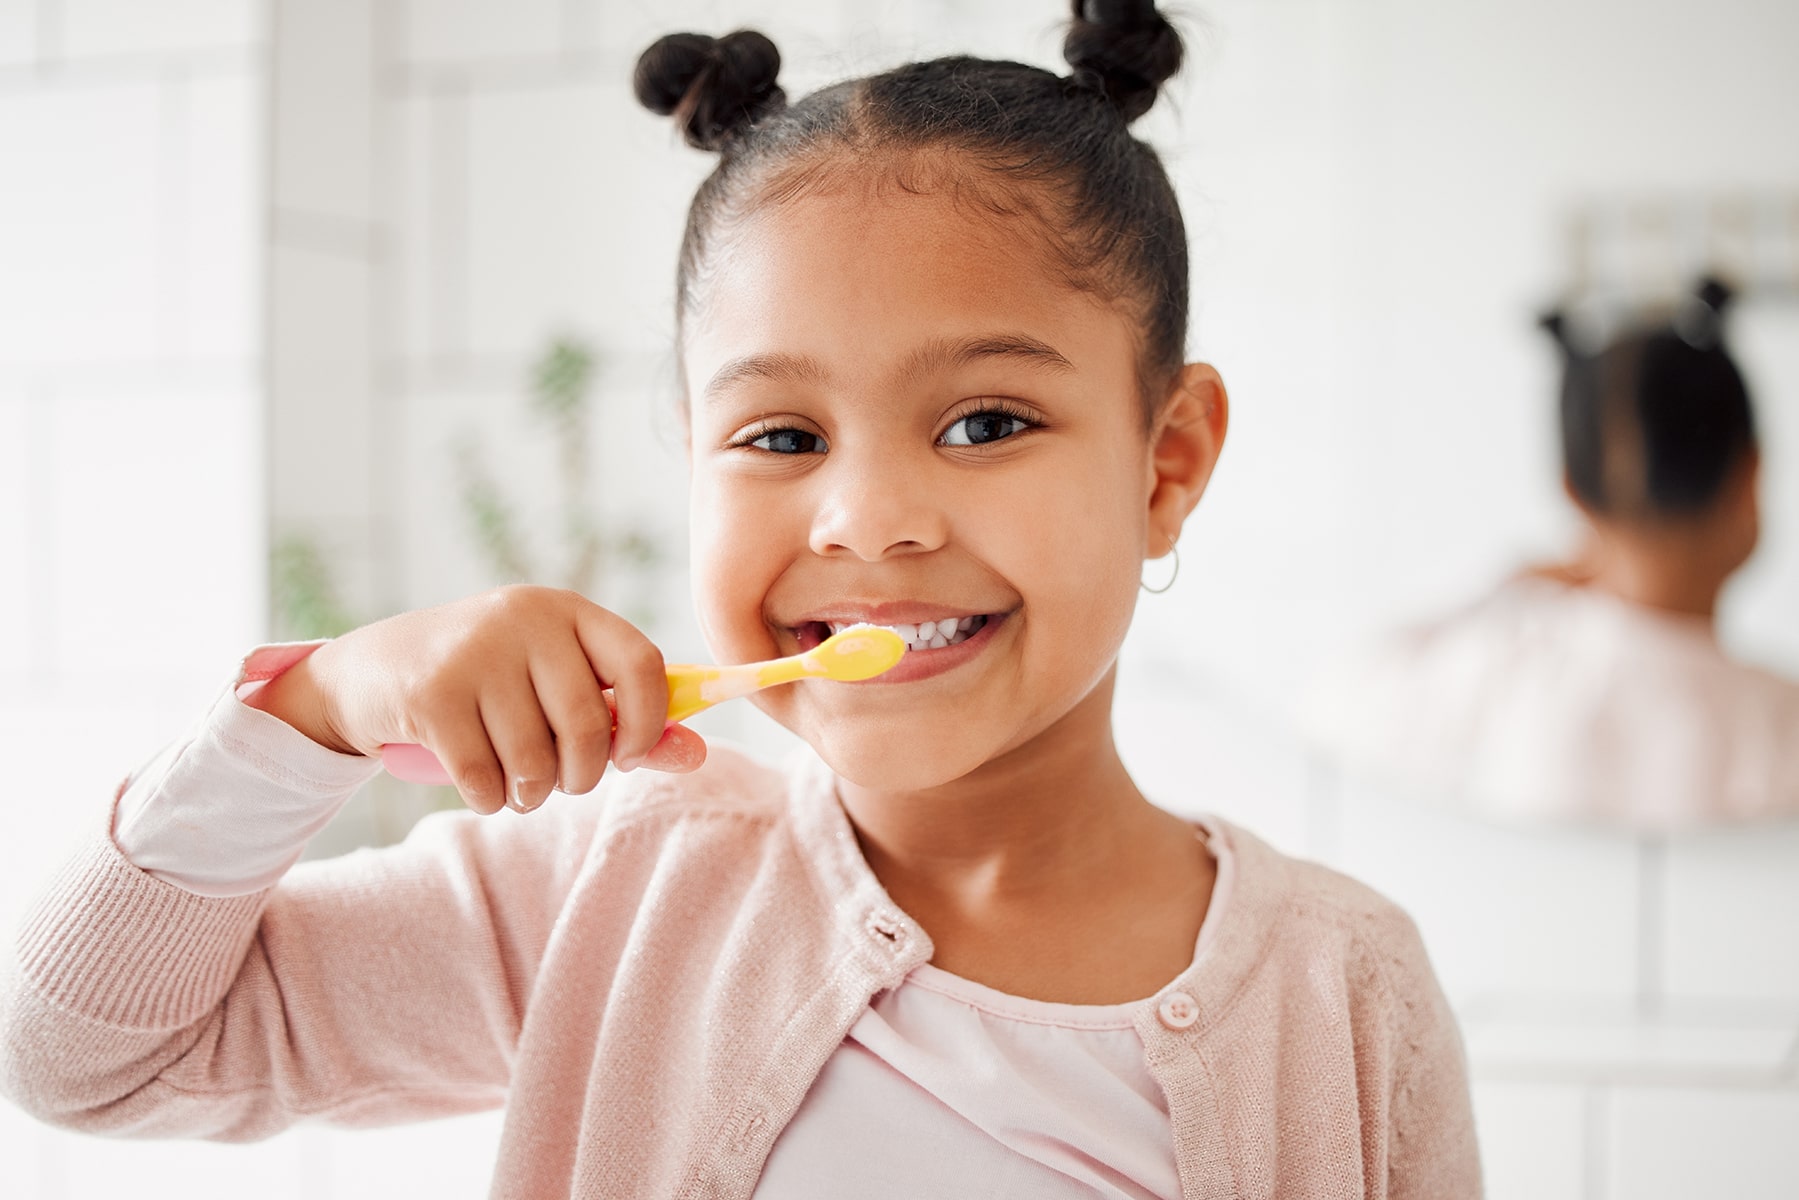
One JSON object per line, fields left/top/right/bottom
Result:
{"left": 758, "top": 960, "right": 1190, "bottom": 1198}
{"left": 2, "top": 650, "right": 1483, "bottom": 1197}
{"left": 1301, "top": 575, "right": 1799, "bottom": 828}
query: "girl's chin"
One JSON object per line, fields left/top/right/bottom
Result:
{"left": 801, "top": 724, "right": 997, "bottom": 794}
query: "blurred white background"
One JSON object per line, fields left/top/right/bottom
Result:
{"left": 2, "top": 1, "right": 1796, "bottom": 1197}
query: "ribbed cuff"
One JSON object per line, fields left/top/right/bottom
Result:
{"left": 16, "top": 807, "right": 270, "bottom": 1031}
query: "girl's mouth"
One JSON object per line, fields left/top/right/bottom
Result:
{"left": 791, "top": 611, "right": 1008, "bottom": 684}
{"left": 798, "top": 615, "right": 1007, "bottom": 651}
{"left": 801, "top": 614, "right": 990, "bottom": 653}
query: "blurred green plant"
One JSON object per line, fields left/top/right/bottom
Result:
{"left": 454, "top": 336, "right": 660, "bottom": 603}
{"left": 270, "top": 532, "right": 358, "bottom": 641}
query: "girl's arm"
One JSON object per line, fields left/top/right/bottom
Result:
{"left": 1374, "top": 909, "right": 1485, "bottom": 1198}
{"left": 0, "top": 659, "right": 611, "bottom": 1140}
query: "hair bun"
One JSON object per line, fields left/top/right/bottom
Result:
{"left": 1694, "top": 275, "right": 1735, "bottom": 315}
{"left": 1674, "top": 274, "right": 1735, "bottom": 349}
{"left": 1538, "top": 309, "right": 1575, "bottom": 355}
{"left": 633, "top": 30, "right": 784, "bottom": 152}
{"left": 1064, "top": 0, "right": 1182, "bottom": 122}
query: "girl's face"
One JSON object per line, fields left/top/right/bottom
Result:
{"left": 684, "top": 174, "right": 1176, "bottom": 791}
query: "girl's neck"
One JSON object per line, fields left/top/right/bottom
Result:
{"left": 1570, "top": 527, "right": 1724, "bottom": 626}
{"left": 835, "top": 666, "right": 1216, "bottom": 1003}
{"left": 836, "top": 669, "right": 1168, "bottom": 907}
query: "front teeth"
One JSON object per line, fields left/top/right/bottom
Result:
{"left": 827, "top": 615, "right": 987, "bottom": 652}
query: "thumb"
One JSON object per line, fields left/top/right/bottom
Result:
{"left": 640, "top": 723, "right": 708, "bottom": 774}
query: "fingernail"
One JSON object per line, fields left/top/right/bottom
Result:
{"left": 508, "top": 776, "right": 529, "bottom": 812}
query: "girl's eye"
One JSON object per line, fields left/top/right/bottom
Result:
{"left": 941, "top": 410, "right": 1032, "bottom": 447}
{"left": 748, "top": 428, "right": 827, "bottom": 454}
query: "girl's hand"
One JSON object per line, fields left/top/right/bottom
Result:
{"left": 244, "top": 586, "right": 707, "bottom": 813}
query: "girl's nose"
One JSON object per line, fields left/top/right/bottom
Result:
{"left": 807, "top": 453, "right": 949, "bottom": 562}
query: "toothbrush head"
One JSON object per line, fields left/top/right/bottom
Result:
{"left": 802, "top": 623, "right": 908, "bottom": 681}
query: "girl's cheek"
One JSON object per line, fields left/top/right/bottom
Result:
{"left": 689, "top": 476, "right": 782, "bottom": 657}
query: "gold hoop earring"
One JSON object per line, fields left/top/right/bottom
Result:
{"left": 1141, "top": 541, "right": 1180, "bottom": 594}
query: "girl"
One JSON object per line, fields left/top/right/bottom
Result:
{"left": 1, "top": 3, "right": 1481, "bottom": 1196}
{"left": 1303, "top": 279, "right": 1796, "bottom": 829}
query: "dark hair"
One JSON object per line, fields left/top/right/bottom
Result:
{"left": 633, "top": 2, "right": 1189, "bottom": 417}
{"left": 1541, "top": 278, "right": 1756, "bottom": 519}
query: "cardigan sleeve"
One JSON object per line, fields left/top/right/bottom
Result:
{"left": 111, "top": 641, "right": 373, "bottom": 897}
{"left": 1373, "top": 908, "right": 1484, "bottom": 1198}
{"left": 0, "top": 740, "right": 607, "bottom": 1141}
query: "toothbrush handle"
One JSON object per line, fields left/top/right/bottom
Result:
{"left": 379, "top": 661, "right": 783, "bottom": 785}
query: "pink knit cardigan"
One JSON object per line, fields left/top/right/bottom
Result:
{"left": 1, "top": 745, "right": 1481, "bottom": 1198}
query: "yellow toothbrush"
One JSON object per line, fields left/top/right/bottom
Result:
{"left": 380, "top": 624, "right": 907, "bottom": 785}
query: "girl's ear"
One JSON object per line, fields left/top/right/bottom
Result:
{"left": 1144, "top": 363, "right": 1228, "bottom": 554}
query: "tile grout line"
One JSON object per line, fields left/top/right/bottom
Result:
{"left": 371, "top": 0, "right": 405, "bottom": 619}
{"left": 3, "top": 47, "right": 258, "bottom": 91}
{"left": 1583, "top": 1084, "right": 1610, "bottom": 1200}
{"left": 261, "top": 0, "right": 283, "bottom": 641}
{"left": 33, "top": 0, "right": 59, "bottom": 67}
{"left": 429, "top": 77, "right": 470, "bottom": 365}
{"left": 1636, "top": 836, "right": 1666, "bottom": 1021}
{"left": 24, "top": 388, "right": 55, "bottom": 694}
{"left": 157, "top": 69, "right": 192, "bottom": 364}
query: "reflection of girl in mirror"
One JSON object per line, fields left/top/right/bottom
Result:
{"left": 0, "top": 3, "right": 1481, "bottom": 1194}
{"left": 1304, "top": 279, "right": 1799, "bottom": 829}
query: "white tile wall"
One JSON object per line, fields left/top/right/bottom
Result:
{"left": 462, "top": 80, "right": 702, "bottom": 362}
{"left": 1464, "top": 1014, "right": 1796, "bottom": 1083}
{"left": 0, "top": 697, "right": 208, "bottom": 935}
{"left": 1470, "top": 1081, "right": 1586, "bottom": 1200}
{"left": 0, "top": 81, "right": 164, "bottom": 368}
{"left": 1112, "top": 665, "right": 1315, "bottom": 856}
{"left": 398, "top": 0, "right": 562, "bottom": 65}
{"left": 270, "top": 246, "right": 374, "bottom": 524}
{"left": 273, "top": 0, "right": 374, "bottom": 224}
{"left": 58, "top": 0, "right": 261, "bottom": 59}
{"left": 1608, "top": 1087, "right": 1799, "bottom": 1200}
{"left": 174, "top": 71, "right": 264, "bottom": 362}
{"left": 578, "top": 0, "right": 853, "bottom": 66}
{"left": 1662, "top": 824, "right": 1799, "bottom": 1005}
{"left": 388, "top": 91, "right": 438, "bottom": 363}
{"left": 1332, "top": 778, "right": 1643, "bottom": 1007}
{"left": 44, "top": 387, "right": 263, "bottom": 684}
{"left": 0, "top": 394, "right": 30, "bottom": 681}
{"left": 0, "top": 0, "right": 36, "bottom": 65}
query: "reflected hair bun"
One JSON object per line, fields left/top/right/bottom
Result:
{"left": 633, "top": 30, "right": 784, "bottom": 152}
{"left": 1063, "top": 0, "right": 1183, "bottom": 122}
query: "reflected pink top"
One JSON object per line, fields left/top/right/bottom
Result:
{"left": 1301, "top": 575, "right": 1799, "bottom": 829}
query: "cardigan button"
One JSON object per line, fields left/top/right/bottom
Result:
{"left": 865, "top": 909, "right": 907, "bottom": 948}
{"left": 1157, "top": 990, "right": 1200, "bottom": 1030}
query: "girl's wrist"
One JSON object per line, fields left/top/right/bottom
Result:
{"left": 241, "top": 651, "right": 363, "bottom": 758}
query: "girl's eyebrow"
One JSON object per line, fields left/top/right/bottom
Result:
{"left": 701, "top": 332, "right": 1075, "bottom": 405}
{"left": 902, "top": 333, "right": 1076, "bottom": 380}
{"left": 702, "top": 351, "right": 830, "bottom": 404}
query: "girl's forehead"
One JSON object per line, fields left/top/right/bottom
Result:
{"left": 688, "top": 179, "right": 1100, "bottom": 341}
{"left": 686, "top": 194, "right": 1116, "bottom": 376}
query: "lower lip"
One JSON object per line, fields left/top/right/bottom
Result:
{"left": 860, "top": 613, "right": 1009, "bottom": 685}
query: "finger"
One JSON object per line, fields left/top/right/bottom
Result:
{"left": 420, "top": 706, "right": 509, "bottom": 816}
{"left": 528, "top": 644, "right": 616, "bottom": 796}
{"left": 570, "top": 606, "right": 668, "bottom": 772}
{"left": 642, "top": 724, "right": 707, "bottom": 774}
{"left": 477, "top": 671, "right": 561, "bottom": 812}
